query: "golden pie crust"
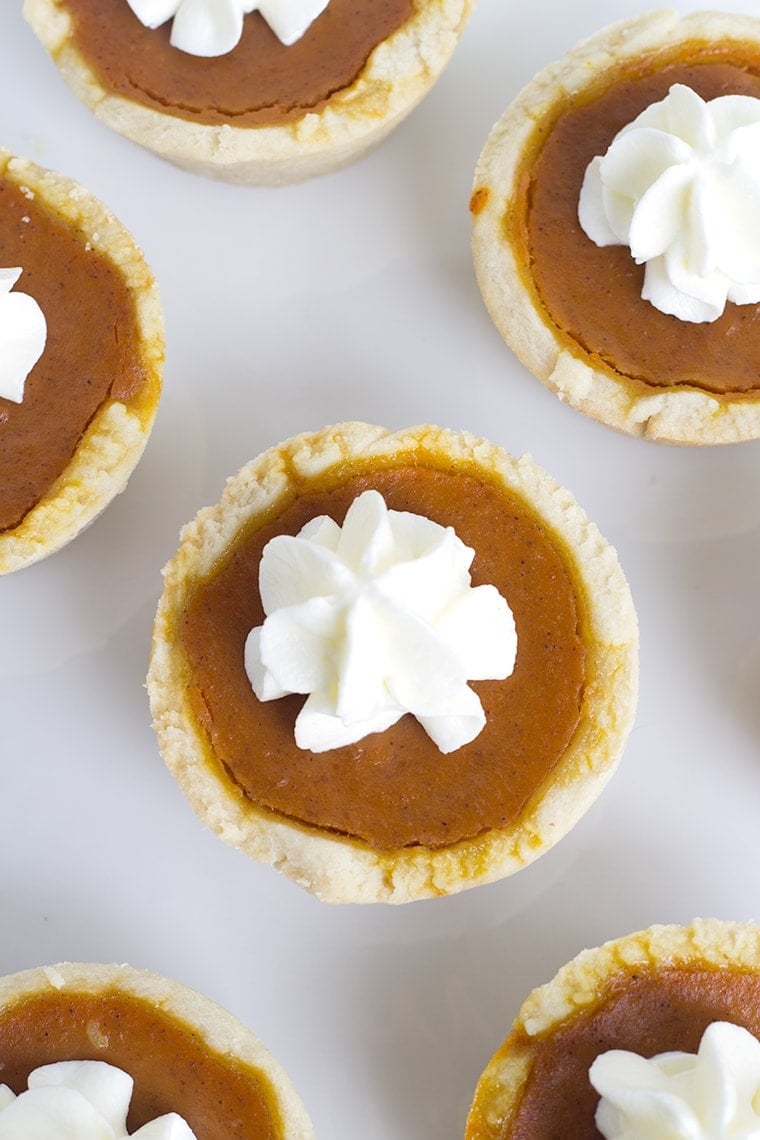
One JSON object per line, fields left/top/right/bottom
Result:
{"left": 0, "top": 961, "right": 314, "bottom": 1138}
{"left": 23, "top": 0, "right": 475, "bottom": 186}
{"left": 147, "top": 422, "right": 638, "bottom": 904}
{"left": 471, "top": 10, "right": 760, "bottom": 445}
{"left": 465, "top": 918, "right": 760, "bottom": 1139}
{"left": 0, "top": 150, "right": 163, "bottom": 574}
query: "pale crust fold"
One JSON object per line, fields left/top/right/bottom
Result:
{"left": 465, "top": 918, "right": 760, "bottom": 1139}
{"left": 471, "top": 10, "right": 760, "bottom": 445}
{"left": 147, "top": 422, "right": 638, "bottom": 905}
{"left": 23, "top": 0, "right": 475, "bottom": 186}
{"left": 0, "top": 961, "right": 314, "bottom": 1139}
{"left": 0, "top": 150, "right": 163, "bottom": 574}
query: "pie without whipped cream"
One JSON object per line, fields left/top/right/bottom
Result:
{"left": 465, "top": 918, "right": 760, "bottom": 1139}
{"left": 0, "top": 150, "right": 162, "bottom": 573}
{"left": 147, "top": 422, "right": 638, "bottom": 904}
{"left": 471, "top": 10, "right": 760, "bottom": 445}
{"left": 23, "top": 0, "right": 475, "bottom": 185}
{"left": 0, "top": 961, "right": 314, "bottom": 1139}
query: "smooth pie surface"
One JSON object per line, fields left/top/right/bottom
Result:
{"left": 179, "top": 461, "right": 586, "bottom": 850}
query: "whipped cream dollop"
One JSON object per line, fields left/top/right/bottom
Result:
{"left": 590, "top": 1020, "right": 760, "bottom": 1139}
{"left": 0, "top": 1059, "right": 197, "bottom": 1138}
{"left": 578, "top": 83, "right": 760, "bottom": 322}
{"left": 245, "top": 488, "right": 517, "bottom": 754}
{"left": 126, "top": 0, "right": 330, "bottom": 57}
{"left": 0, "top": 266, "right": 46, "bottom": 403}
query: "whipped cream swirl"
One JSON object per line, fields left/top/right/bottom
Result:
{"left": 245, "top": 488, "right": 517, "bottom": 754}
{"left": 126, "top": 0, "right": 330, "bottom": 57}
{"left": 590, "top": 1020, "right": 760, "bottom": 1139}
{"left": 0, "top": 266, "right": 46, "bottom": 403}
{"left": 0, "top": 1060, "right": 196, "bottom": 1138}
{"left": 578, "top": 83, "right": 760, "bottom": 322}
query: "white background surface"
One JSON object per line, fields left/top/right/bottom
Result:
{"left": 2, "top": 2, "right": 760, "bottom": 1137}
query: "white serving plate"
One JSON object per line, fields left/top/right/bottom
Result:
{"left": 2, "top": 3, "right": 760, "bottom": 1136}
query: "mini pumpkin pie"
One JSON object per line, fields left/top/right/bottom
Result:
{"left": 147, "top": 422, "right": 638, "bottom": 904}
{"left": 0, "top": 149, "right": 162, "bottom": 573}
{"left": 465, "top": 918, "right": 760, "bottom": 1139}
{"left": 0, "top": 961, "right": 313, "bottom": 1138}
{"left": 23, "top": 0, "right": 475, "bottom": 186}
{"left": 471, "top": 11, "right": 760, "bottom": 445}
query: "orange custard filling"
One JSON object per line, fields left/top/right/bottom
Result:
{"left": 178, "top": 460, "right": 586, "bottom": 851}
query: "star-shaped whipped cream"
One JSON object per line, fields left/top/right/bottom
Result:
{"left": 245, "top": 488, "right": 517, "bottom": 754}
{"left": 590, "top": 1021, "right": 760, "bottom": 1139}
{"left": 579, "top": 83, "right": 760, "bottom": 322}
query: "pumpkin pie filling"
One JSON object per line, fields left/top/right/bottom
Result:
{"left": 512, "top": 45, "right": 760, "bottom": 397}
{"left": 178, "top": 460, "right": 586, "bottom": 852}
{"left": 506, "top": 965, "right": 760, "bottom": 1139}
{"left": 0, "top": 172, "right": 152, "bottom": 533}
{"left": 60, "top": 0, "right": 414, "bottom": 128}
{"left": 0, "top": 988, "right": 281, "bottom": 1138}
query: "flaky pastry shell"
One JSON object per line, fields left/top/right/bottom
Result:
{"left": 0, "top": 150, "right": 163, "bottom": 574}
{"left": 471, "top": 10, "right": 760, "bottom": 445}
{"left": 0, "top": 961, "right": 314, "bottom": 1139}
{"left": 465, "top": 918, "right": 760, "bottom": 1139}
{"left": 24, "top": 0, "right": 474, "bottom": 186}
{"left": 148, "top": 422, "right": 638, "bottom": 904}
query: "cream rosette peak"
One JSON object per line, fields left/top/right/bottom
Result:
{"left": 0, "top": 1059, "right": 196, "bottom": 1139}
{"left": 579, "top": 83, "right": 760, "bottom": 324}
{"left": 125, "top": 0, "right": 330, "bottom": 57}
{"left": 245, "top": 488, "right": 518, "bottom": 755}
{"left": 590, "top": 1021, "right": 760, "bottom": 1140}
{"left": 0, "top": 266, "right": 46, "bottom": 405}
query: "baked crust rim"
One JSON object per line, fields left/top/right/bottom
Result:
{"left": 23, "top": 0, "right": 475, "bottom": 185}
{"left": 471, "top": 9, "right": 760, "bottom": 445}
{"left": 465, "top": 918, "right": 760, "bottom": 1139}
{"left": 0, "top": 150, "right": 163, "bottom": 574}
{"left": 0, "top": 960, "right": 314, "bottom": 1139}
{"left": 147, "top": 422, "right": 638, "bottom": 904}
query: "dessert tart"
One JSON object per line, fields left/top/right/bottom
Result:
{"left": 471, "top": 11, "right": 760, "bottom": 445}
{"left": 147, "top": 422, "right": 638, "bottom": 904}
{"left": 0, "top": 961, "right": 314, "bottom": 1138}
{"left": 0, "top": 149, "right": 163, "bottom": 573}
{"left": 23, "top": 0, "right": 475, "bottom": 185}
{"left": 465, "top": 919, "right": 760, "bottom": 1139}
